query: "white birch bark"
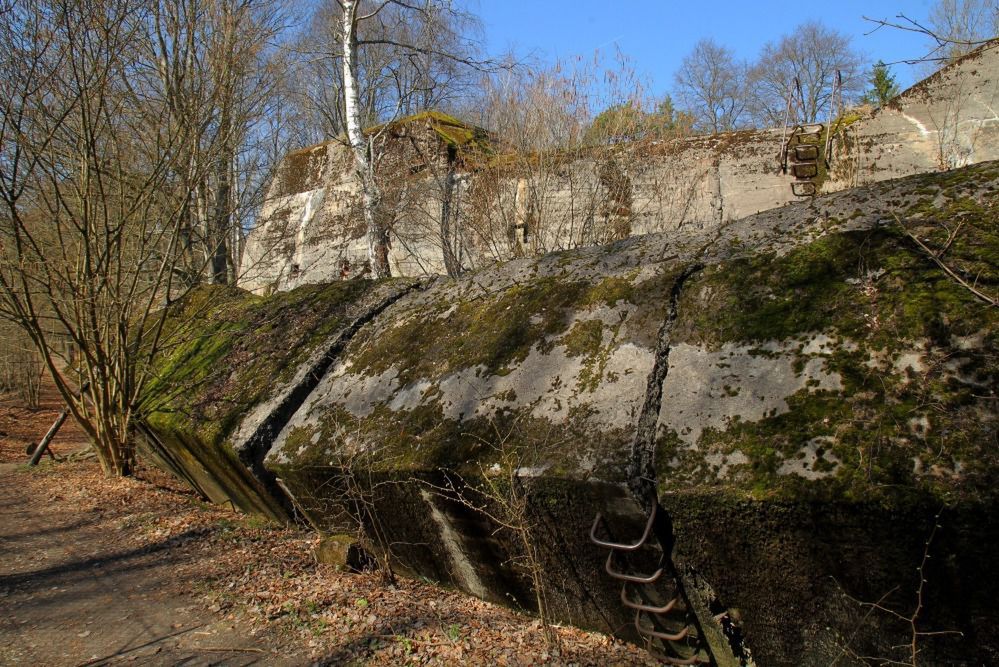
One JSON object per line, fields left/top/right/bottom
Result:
{"left": 342, "top": 0, "right": 390, "bottom": 278}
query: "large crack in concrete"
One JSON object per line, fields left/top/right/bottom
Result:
{"left": 626, "top": 263, "right": 703, "bottom": 508}
{"left": 622, "top": 262, "right": 744, "bottom": 666}
{"left": 234, "top": 280, "right": 425, "bottom": 513}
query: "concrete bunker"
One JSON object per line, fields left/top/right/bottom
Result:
{"left": 142, "top": 160, "right": 999, "bottom": 664}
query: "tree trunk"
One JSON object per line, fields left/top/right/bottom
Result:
{"left": 211, "top": 152, "right": 232, "bottom": 285}
{"left": 91, "top": 415, "right": 135, "bottom": 477}
{"left": 342, "top": 0, "right": 390, "bottom": 279}
{"left": 440, "top": 146, "right": 461, "bottom": 277}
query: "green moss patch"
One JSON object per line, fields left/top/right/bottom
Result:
{"left": 347, "top": 270, "right": 656, "bottom": 387}
{"left": 142, "top": 280, "right": 380, "bottom": 450}
{"left": 677, "top": 221, "right": 996, "bottom": 352}
{"left": 659, "top": 189, "right": 997, "bottom": 503}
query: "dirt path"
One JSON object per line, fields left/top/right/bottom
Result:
{"left": 0, "top": 385, "right": 656, "bottom": 666}
{"left": 0, "top": 469, "right": 301, "bottom": 666}
{"left": 0, "top": 376, "right": 89, "bottom": 464}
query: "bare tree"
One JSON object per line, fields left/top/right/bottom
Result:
{"left": 0, "top": 0, "right": 239, "bottom": 476}
{"left": 928, "top": 0, "right": 999, "bottom": 61}
{"left": 336, "top": 0, "right": 488, "bottom": 279}
{"left": 673, "top": 38, "right": 748, "bottom": 134}
{"left": 289, "top": 0, "right": 481, "bottom": 141}
{"left": 863, "top": 2, "right": 997, "bottom": 70}
{"left": 463, "top": 62, "right": 599, "bottom": 260}
{"left": 0, "top": 321, "right": 44, "bottom": 409}
{"left": 461, "top": 56, "right": 699, "bottom": 263}
{"left": 747, "top": 21, "right": 864, "bottom": 127}
{"left": 148, "top": 0, "right": 288, "bottom": 286}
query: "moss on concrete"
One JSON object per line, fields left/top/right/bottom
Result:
{"left": 347, "top": 271, "right": 653, "bottom": 387}
{"left": 677, "top": 222, "right": 996, "bottom": 352}
{"left": 347, "top": 277, "right": 584, "bottom": 383}
{"left": 659, "top": 177, "right": 997, "bottom": 504}
{"left": 140, "top": 280, "right": 405, "bottom": 517}
{"left": 143, "top": 280, "right": 378, "bottom": 450}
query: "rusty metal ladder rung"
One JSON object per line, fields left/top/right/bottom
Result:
{"left": 590, "top": 502, "right": 658, "bottom": 551}
{"left": 590, "top": 504, "right": 709, "bottom": 665}
{"left": 636, "top": 609, "right": 690, "bottom": 642}
{"left": 791, "top": 181, "right": 817, "bottom": 197}
{"left": 605, "top": 551, "right": 664, "bottom": 584}
{"left": 622, "top": 584, "right": 679, "bottom": 615}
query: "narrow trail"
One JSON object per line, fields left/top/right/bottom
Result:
{"left": 0, "top": 376, "right": 88, "bottom": 465}
{"left": 0, "top": 469, "right": 299, "bottom": 666}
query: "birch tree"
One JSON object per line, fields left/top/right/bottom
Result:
{"left": 335, "top": 0, "right": 486, "bottom": 279}
{"left": 341, "top": 0, "right": 387, "bottom": 277}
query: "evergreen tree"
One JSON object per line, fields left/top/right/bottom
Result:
{"left": 863, "top": 61, "right": 901, "bottom": 106}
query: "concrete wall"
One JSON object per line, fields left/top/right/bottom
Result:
{"left": 827, "top": 41, "right": 999, "bottom": 190}
{"left": 240, "top": 41, "right": 999, "bottom": 295}
{"left": 155, "top": 161, "right": 999, "bottom": 665}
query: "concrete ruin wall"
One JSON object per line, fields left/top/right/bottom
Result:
{"left": 238, "top": 127, "right": 796, "bottom": 294}
{"left": 827, "top": 41, "right": 999, "bottom": 189}
{"left": 148, "top": 161, "right": 999, "bottom": 665}
{"left": 239, "top": 42, "right": 999, "bottom": 295}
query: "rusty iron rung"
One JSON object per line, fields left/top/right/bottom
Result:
{"left": 794, "top": 144, "right": 819, "bottom": 161}
{"left": 590, "top": 503, "right": 657, "bottom": 552}
{"left": 605, "top": 551, "right": 664, "bottom": 584}
{"left": 621, "top": 584, "right": 679, "bottom": 614}
{"left": 635, "top": 609, "right": 690, "bottom": 643}
{"left": 791, "top": 163, "right": 818, "bottom": 179}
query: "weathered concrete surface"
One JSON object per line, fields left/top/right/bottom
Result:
{"left": 240, "top": 42, "right": 999, "bottom": 294}
{"left": 828, "top": 41, "right": 999, "bottom": 188}
{"left": 140, "top": 279, "right": 419, "bottom": 521}
{"left": 149, "top": 161, "right": 999, "bottom": 664}
{"left": 648, "top": 165, "right": 999, "bottom": 662}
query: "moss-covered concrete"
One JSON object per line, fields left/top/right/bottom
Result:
{"left": 659, "top": 220, "right": 997, "bottom": 505}
{"left": 140, "top": 279, "right": 417, "bottom": 517}
{"left": 144, "top": 281, "right": 373, "bottom": 444}
{"left": 148, "top": 162, "right": 998, "bottom": 665}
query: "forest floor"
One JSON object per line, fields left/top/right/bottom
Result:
{"left": 0, "top": 384, "right": 657, "bottom": 666}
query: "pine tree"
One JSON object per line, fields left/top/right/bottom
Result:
{"left": 863, "top": 61, "right": 901, "bottom": 106}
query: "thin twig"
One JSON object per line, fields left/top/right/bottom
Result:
{"left": 188, "top": 647, "right": 266, "bottom": 653}
{"left": 374, "top": 633, "right": 453, "bottom": 648}
{"left": 893, "top": 214, "right": 998, "bottom": 307}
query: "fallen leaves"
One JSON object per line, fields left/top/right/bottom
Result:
{"left": 10, "top": 459, "right": 659, "bottom": 665}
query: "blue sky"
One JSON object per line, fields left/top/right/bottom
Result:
{"left": 472, "top": 0, "right": 938, "bottom": 94}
